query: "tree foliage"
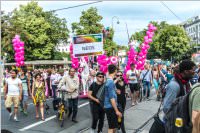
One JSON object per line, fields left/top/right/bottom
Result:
{"left": 130, "top": 21, "right": 191, "bottom": 61}
{"left": 72, "top": 7, "right": 103, "bottom": 35}
{"left": 71, "top": 7, "right": 118, "bottom": 56}
{"left": 1, "top": 1, "right": 69, "bottom": 62}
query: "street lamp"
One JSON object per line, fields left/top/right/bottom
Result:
{"left": 112, "top": 16, "right": 120, "bottom": 29}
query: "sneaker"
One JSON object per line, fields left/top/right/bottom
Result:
{"left": 131, "top": 103, "right": 135, "bottom": 106}
{"left": 23, "top": 111, "right": 28, "bottom": 116}
{"left": 9, "top": 112, "right": 13, "bottom": 120}
{"left": 72, "top": 119, "right": 78, "bottom": 123}
{"left": 20, "top": 108, "right": 24, "bottom": 112}
{"left": 14, "top": 116, "right": 20, "bottom": 122}
{"left": 147, "top": 97, "right": 150, "bottom": 101}
{"left": 90, "top": 129, "right": 95, "bottom": 133}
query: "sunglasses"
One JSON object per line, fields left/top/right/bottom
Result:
{"left": 97, "top": 76, "right": 104, "bottom": 78}
{"left": 116, "top": 75, "right": 122, "bottom": 77}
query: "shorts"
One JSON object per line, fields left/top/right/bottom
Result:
{"left": 105, "top": 108, "right": 118, "bottom": 129}
{"left": 5, "top": 95, "right": 20, "bottom": 108}
{"left": 129, "top": 83, "right": 139, "bottom": 93}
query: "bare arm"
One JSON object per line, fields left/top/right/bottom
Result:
{"left": 32, "top": 82, "right": 35, "bottom": 97}
{"left": 110, "top": 98, "right": 122, "bottom": 117}
{"left": 88, "top": 91, "right": 99, "bottom": 103}
{"left": 27, "top": 80, "right": 31, "bottom": 96}
{"left": 4, "top": 83, "right": 8, "bottom": 100}
{"left": 18, "top": 83, "right": 23, "bottom": 100}
{"left": 192, "top": 110, "right": 200, "bottom": 125}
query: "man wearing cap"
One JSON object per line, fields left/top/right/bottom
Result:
{"left": 88, "top": 72, "right": 105, "bottom": 133}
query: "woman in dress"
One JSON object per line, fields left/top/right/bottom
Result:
{"left": 32, "top": 73, "right": 46, "bottom": 120}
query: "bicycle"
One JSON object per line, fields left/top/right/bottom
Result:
{"left": 53, "top": 89, "right": 68, "bottom": 127}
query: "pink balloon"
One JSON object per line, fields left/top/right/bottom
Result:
{"left": 19, "top": 42, "right": 24, "bottom": 47}
{"left": 146, "top": 31, "right": 151, "bottom": 36}
{"left": 20, "top": 61, "right": 24, "bottom": 66}
{"left": 15, "top": 35, "right": 20, "bottom": 39}
{"left": 144, "top": 41, "right": 149, "bottom": 45}
{"left": 20, "top": 56, "right": 25, "bottom": 61}
{"left": 148, "top": 39, "right": 153, "bottom": 43}
{"left": 148, "top": 23, "right": 153, "bottom": 28}
{"left": 144, "top": 36, "right": 149, "bottom": 40}
{"left": 16, "top": 63, "right": 20, "bottom": 67}
{"left": 148, "top": 34, "right": 153, "bottom": 38}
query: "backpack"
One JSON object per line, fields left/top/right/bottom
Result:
{"left": 96, "top": 80, "right": 107, "bottom": 108}
{"left": 164, "top": 84, "right": 199, "bottom": 133}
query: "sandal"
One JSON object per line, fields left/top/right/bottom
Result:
{"left": 36, "top": 116, "right": 39, "bottom": 119}
{"left": 41, "top": 118, "right": 45, "bottom": 121}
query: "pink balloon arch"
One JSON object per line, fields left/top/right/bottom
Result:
{"left": 12, "top": 35, "right": 25, "bottom": 67}
{"left": 123, "top": 23, "right": 157, "bottom": 83}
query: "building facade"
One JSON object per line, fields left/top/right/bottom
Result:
{"left": 182, "top": 15, "right": 200, "bottom": 45}
{"left": 56, "top": 43, "right": 70, "bottom": 53}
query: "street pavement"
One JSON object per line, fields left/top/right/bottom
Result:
{"left": 80, "top": 89, "right": 161, "bottom": 133}
{"left": 1, "top": 89, "right": 161, "bottom": 133}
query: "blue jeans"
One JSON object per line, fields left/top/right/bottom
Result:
{"left": 52, "top": 85, "right": 57, "bottom": 99}
{"left": 143, "top": 81, "right": 151, "bottom": 98}
{"left": 68, "top": 98, "right": 78, "bottom": 120}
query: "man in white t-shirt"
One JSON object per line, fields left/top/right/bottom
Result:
{"left": 126, "top": 63, "right": 140, "bottom": 106}
{"left": 51, "top": 69, "right": 59, "bottom": 99}
{"left": 4, "top": 69, "right": 23, "bottom": 122}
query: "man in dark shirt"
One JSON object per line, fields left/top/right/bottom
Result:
{"left": 88, "top": 72, "right": 105, "bottom": 133}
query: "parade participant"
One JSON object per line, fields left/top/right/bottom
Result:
{"left": 104, "top": 64, "right": 122, "bottom": 133}
{"left": 152, "top": 65, "right": 160, "bottom": 101}
{"left": 32, "top": 73, "right": 46, "bottom": 121}
{"left": 19, "top": 69, "right": 31, "bottom": 115}
{"left": 4, "top": 69, "right": 22, "bottom": 122}
{"left": 45, "top": 69, "right": 52, "bottom": 98}
{"left": 189, "top": 83, "right": 200, "bottom": 132}
{"left": 27, "top": 70, "right": 33, "bottom": 94}
{"left": 126, "top": 63, "right": 140, "bottom": 106}
{"left": 51, "top": 69, "right": 59, "bottom": 99}
{"left": 163, "top": 60, "right": 196, "bottom": 113}
{"left": 115, "top": 71, "right": 126, "bottom": 133}
{"left": 58, "top": 68, "right": 80, "bottom": 123}
{"left": 140, "top": 64, "right": 153, "bottom": 100}
{"left": 88, "top": 72, "right": 105, "bottom": 133}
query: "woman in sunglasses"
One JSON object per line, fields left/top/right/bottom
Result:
{"left": 114, "top": 71, "right": 126, "bottom": 133}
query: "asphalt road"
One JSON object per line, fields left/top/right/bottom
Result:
{"left": 1, "top": 95, "right": 134, "bottom": 133}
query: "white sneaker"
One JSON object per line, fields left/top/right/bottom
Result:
{"left": 90, "top": 129, "right": 95, "bottom": 133}
{"left": 132, "top": 103, "right": 135, "bottom": 106}
{"left": 14, "top": 116, "right": 20, "bottom": 122}
{"left": 9, "top": 112, "right": 13, "bottom": 120}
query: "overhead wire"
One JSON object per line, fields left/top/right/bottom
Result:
{"left": 47, "top": 1, "right": 103, "bottom": 12}
{"left": 160, "top": 1, "right": 183, "bottom": 22}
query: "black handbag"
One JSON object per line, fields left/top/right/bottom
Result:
{"left": 149, "top": 101, "right": 165, "bottom": 133}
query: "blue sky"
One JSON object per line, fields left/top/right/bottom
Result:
{"left": 2, "top": 1, "right": 200, "bottom": 45}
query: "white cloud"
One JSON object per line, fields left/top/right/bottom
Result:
{"left": 1, "top": 1, "right": 200, "bottom": 45}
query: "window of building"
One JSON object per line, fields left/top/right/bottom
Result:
{"left": 66, "top": 48, "right": 68, "bottom": 51}
{"left": 58, "top": 49, "right": 60, "bottom": 51}
{"left": 62, "top": 49, "right": 64, "bottom": 52}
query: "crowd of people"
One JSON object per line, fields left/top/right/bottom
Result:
{"left": 2, "top": 59, "right": 200, "bottom": 133}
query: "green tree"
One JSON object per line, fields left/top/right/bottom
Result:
{"left": 71, "top": 7, "right": 118, "bottom": 56}
{"left": 1, "top": 1, "right": 69, "bottom": 62}
{"left": 72, "top": 7, "right": 103, "bottom": 35}
{"left": 130, "top": 21, "right": 190, "bottom": 61}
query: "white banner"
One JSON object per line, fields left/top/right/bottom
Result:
{"left": 72, "top": 34, "right": 103, "bottom": 57}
